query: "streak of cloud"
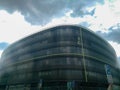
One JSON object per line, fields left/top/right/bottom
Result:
{"left": 0, "top": 0, "right": 104, "bottom": 25}
{"left": 96, "top": 23, "right": 120, "bottom": 44}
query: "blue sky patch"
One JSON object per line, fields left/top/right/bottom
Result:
{"left": 0, "top": 42, "right": 9, "bottom": 50}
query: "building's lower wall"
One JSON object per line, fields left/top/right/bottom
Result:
{"left": 0, "top": 56, "right": 120, "bottom": 90}
{"left": 0, "top": 82, "right": 120, "bottom": 90}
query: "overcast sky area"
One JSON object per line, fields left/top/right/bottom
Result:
{"left": 0, "top": 0, "right": 120, "bottom": 64}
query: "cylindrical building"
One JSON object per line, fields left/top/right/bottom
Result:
{"left": 0, "top": 25, "right": 120, "bottom": 90}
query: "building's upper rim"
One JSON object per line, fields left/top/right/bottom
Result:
{"left": 1, "top": 24, "right": 115, "bottom": 56}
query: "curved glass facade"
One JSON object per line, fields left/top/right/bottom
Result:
{"left": 0, "top": 25, "right": 120, "bottom": 90}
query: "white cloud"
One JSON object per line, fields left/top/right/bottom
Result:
{"left": 108, "top": 0, "right": 120, "bottom": 16}
{"left": 0, "top": 50, "right": 3, "bottom": 58}
{"left": 108, "top": 41, "right": 120, "bottom": 57}
{"left": 88, "top": 0, "right": 120, "bottom": 33}
{"left": 0, "top": 10, "right": 42, "bottom": 44}
{"left": 109, "top": 41, "right": 120, "bottom": 68}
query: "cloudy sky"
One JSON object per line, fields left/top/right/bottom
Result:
{"left": 0, "top": 0, "right": 120, "bottom": 63}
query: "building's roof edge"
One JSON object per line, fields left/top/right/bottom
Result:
{"left": 1, "top": 24, "right": 116, "bottom": 57}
